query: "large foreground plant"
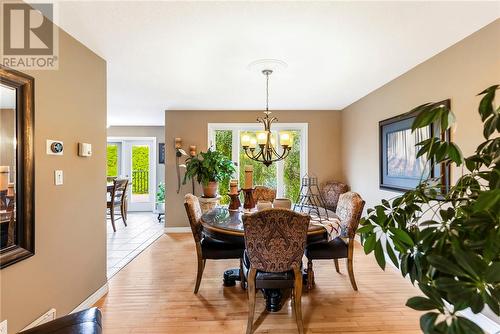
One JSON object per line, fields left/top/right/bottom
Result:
{"left": 359, "top": 85, "right": 499, "bottom": 333}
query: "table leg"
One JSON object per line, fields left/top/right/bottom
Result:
{"left": 223, "top": 268, "right": 241, "bottom": 287}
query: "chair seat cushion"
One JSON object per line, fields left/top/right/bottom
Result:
{"left": 201, "top": 237, "right": 244, "bottom": 259}
{"left": 305, "top": 237, "right": 348, "bottom": 260}
{"left": 242, "top": 251, "right": 297, "bottom": 289}
{"left": 20, "top": 307, "right": 102, "bottom": 334}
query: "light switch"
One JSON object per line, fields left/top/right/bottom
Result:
{"left": 54, "top": 170, "right": 63, "bottom": 185}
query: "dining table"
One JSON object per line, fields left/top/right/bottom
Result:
{"left": 200, "top": 206, "right": 339, "bottom": 312}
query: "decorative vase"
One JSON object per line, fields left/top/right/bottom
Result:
{"left": 228, "top": 191, "right": 241, "bottom": 211}
{"left": 242, "top": 188, "right": 256, "bottom": 210}
{"left": 203, "top": 181, "right": 219, "bottom": 198}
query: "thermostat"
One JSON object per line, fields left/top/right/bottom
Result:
{"left": 47, "top": 140, "right": 64, "bottom": 155}
{"left": 78, "top": 143, "right": 92, "bottom": 157}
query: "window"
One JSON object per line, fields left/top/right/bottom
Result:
{"left": 208, "top": 123, "right": 308, "bottom": 203}
{"left": 106, "top": 143, "right": 120, "bottom": 177}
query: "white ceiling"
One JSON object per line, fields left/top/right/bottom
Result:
{"left": 55, "top": 1, "right": 500, "bottom": 126}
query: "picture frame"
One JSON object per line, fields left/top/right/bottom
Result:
{"left": 159, "top": 143, "right": 165, "bottom": 164}
{"left": 379, "top": 99, "right": 451, "bottom": 192}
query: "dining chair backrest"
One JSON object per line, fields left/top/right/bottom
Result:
{"left": 184, "top": 194, "right": 203, "bottom": 243}
{"left": 336, "top": 192, "right": 365, "bottom": 238}
{"left": 243, "top": 208, "right": 309, "bottom": 272}
{"left": 111, "top": 178, "right": 128, "bottom": 203}
{"left": 320, "top": 181, "right": 349, "bottom": 211}
{"left": 273, "top": 198, "right": 292, "bottom": 209}
{"left": 253, "top": 186, "right": 276, "bottom": 203}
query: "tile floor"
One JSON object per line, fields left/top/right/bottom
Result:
{"left": 106, "top": 212, "right": 164, "bottom": 278}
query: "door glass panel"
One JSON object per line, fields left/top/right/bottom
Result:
{"left": 239, "top": 130, "right": 277, "bottom": 190}
{"left": 214, "top": 130, "right": 233, "bottom": 204}
{"left": 131, "top": 145, "right": 149, "bottom": 203}
{"left": 106, "top": 143, "right": 120, "bottom": 181}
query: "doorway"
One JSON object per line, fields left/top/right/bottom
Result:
{"left": 107, "top": 137, "right": 157, "bottom": 212}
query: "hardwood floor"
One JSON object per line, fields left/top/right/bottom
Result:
{"left": 95, "top": 234, "right": 422, "bottom": 333}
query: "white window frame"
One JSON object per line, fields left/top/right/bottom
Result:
{"left": 208, "top": 123, "right": 308, "bottom": 198}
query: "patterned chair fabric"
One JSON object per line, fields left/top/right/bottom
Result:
{"left": 184, "top": 193, "right": 203, "bottom": 242}
{"left": 243, "top": 208, "right": 309, "bottom": 272}
{"left": 320, "top": 181, "right": 349, "bottom": 211}
{"left": 336, "top": 192, "right": 365, "bottom": 238}
{"left": 253, "top": 186, "right": 277, "bottom": 203}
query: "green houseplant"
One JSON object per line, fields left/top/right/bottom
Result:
{"left": 183, "top": 149, "right": 236, "bottom": 198}
{"left": 156, "top": 182, "right": 165, "bottom": 211}
{"left": 359, "top": 85, "right": 499, "bottom": 334}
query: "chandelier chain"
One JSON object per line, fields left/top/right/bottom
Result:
{"left": 266, "top": 71, "right": 269, "bottom": 111}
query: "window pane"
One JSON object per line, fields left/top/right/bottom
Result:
{"left": 106, "top": 144, "right": 118, "bottom": 177}
{"left": 283, "top": 130, "right": 301, "bottom": 202}
{"left": 239, "top": 131, "right": 277, "bottom": 191}
{"left": 215, "top": 130, "right": 233, "bottom": 204}
{"left": 131, "top": 145, "right": 149, "bottom": 197}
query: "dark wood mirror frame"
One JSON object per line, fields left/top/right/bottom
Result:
{"left": 0, "top": 65, "right": 35, "bottom": 268}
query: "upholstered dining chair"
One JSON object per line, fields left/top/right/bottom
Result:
{"left": 243, "top": 208, "right": 309, "bottom": 334}
{"left": 107, "top": 178, "right": 129, "bottom": 232}
{"left": 320, "top": 181, "right": 349, "bottom": 211}
{"left": 184, "top": 194, "right": 245, "bottom": 294}
{"left": 253, "top": 185, "right": 276, "bottom": 203}
{"left": 273, "top": 198, "right": 292, "bottom": 209}
{"left": 305, "top": 192, "right": 365, "bottom": 291}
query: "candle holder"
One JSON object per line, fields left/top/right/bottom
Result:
{"left": 242, "top": 188, "right": 255, "bottom": 210}
{"left": 228, "top": 191, "right": 241, "bottom": 211}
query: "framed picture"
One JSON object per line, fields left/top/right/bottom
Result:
{"left": 379, "top": 99, "right": 451, "bottom": 192}
{"left": 159, "top": 143, "right": 165, "bottom": 164}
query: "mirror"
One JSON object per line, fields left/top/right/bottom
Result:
{"left": 0, "top": 65, "right": 34, "bottom": 268}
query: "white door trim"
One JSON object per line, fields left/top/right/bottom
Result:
{"left": 107, "top": 137, "right": 157, "bottom": 212}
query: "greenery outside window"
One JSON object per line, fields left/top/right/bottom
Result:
{"left": 208, "top": 123, "right": 307, "bottom": 203}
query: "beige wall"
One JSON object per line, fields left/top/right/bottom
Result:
{"left": 341, "top": 20, "right": 500, "bottom": 212}
{"left": 165, "top": 110, "right": 341, "bottom": 227}
{"left": 107, "top": 126, "right": 166, "bottom": 187}
{"left": 0, "top": 29, "right": 107, "bottom": 333}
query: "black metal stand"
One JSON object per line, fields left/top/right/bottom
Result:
{"left": 294, "top": 174, "right": 329, "bottom": 222}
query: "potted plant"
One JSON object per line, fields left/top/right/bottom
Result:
{"left": 183, "top": 149, "right": 235, "bottom": 198}
{"left": 359, "top": 85, "right": 499, "bottom": 333}
{"left": 156, "top": 182, "right": 165, "bottom": 211}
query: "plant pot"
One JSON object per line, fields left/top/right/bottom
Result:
{"left": 157, "top": 202, "right": 165, "bottom": 212}
{"left": 203, "top": 181, "right": 219, "bottom": 198}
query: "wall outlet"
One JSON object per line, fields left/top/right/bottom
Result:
{"left": 0, "top": 320, "right": 7, "bottom": 334}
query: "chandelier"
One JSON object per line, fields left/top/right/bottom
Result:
{"left": 241, "top": 69, "right": 292, "bottom": 167}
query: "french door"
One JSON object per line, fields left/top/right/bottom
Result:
{"left": 107, "top": 137, "right": 157, "bottom": 212}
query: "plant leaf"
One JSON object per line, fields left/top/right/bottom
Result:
{"left": 406, "top": 296, "right": 439, "bottom": 311}
{"left": 420, "top": 312, "right": 439, "bottom": 334}
{"left": 485, "top": 262, "right": 500, "bottom": 283}
{"left": 427, "top": 255, "right": 465, "bottom": 277}
{"left": 389, "top": 227, "right": 414, "bottom": 247}
{"left": 374, "top": 241, "right": 386, "bottom": 270}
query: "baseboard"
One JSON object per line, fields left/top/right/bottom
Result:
{"left": 164, "top": 227, "right": 191, "bottom": 233}
{"left": 71, "top": 282, "right": 109, "bottom": 314}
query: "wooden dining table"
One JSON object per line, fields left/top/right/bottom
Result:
{"left": 200, "top": 206, "right": 337, "bottom": 312}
